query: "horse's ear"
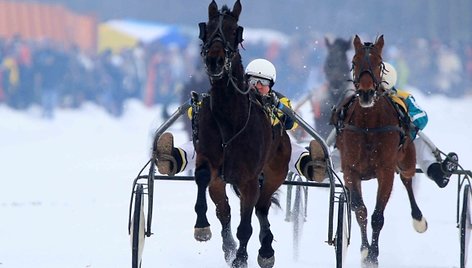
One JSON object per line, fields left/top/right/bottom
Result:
{"left": 209, "top": 0, "right": 218, "bottom": 19}
{"left": 353, "top": 35, "right": 362, "bottom": 50}
{"left": 232, "top": 0, "right": 242, "bottom": 20}
{"left": 325, "top": 36, "right": 331, "bottom": 47}
{"left": 375, "top": 35, "right": 384, "bottom": 53}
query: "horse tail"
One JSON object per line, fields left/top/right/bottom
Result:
{"left": 231, "top": 184, "right": 241, "bottom": 197}
{"left": 270, "top": 190, "right": 282, "bottom": 209}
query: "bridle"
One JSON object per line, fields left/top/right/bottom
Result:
{"left": 197, "top": 10, "right": 255, "bottom": 179}
{"left": 344, "top": 43, "right": 404, "bottom": 142}
{"left": 351, "top": 42, "right": 384, "bottom": 98}
{"left": 199, "top": 12, "right": 246, "bottom": 94}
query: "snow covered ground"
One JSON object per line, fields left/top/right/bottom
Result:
{"left": 1, "top": 89, "right": 471, "bottom": 267}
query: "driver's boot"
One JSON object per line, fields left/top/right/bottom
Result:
{"left": 155, "top": 132, "right": 178, "bottom": 175}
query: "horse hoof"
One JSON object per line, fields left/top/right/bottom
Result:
{"left": 231, "top": 258, "right": 248, "bottom": 268}
{"left": 360, "top": 246, "right": 369, "bottom": 261}
{"left": 361, "top": 248, "right": 379, "bottom": 268}
{"left": 413, "top": 216, "right": 428, "bottom": 233}
{"left": 224, "top": 251, "right": 236, "bottom": 265}
{"left": 223, "top": 242, "right": 237, "bottom": 263}
{"left": 194, "top": 227, "right": 212, "bottom": 241}
{"left": 361, "top": 260, "right": 379, "bottom": 268}
{"left": 257, "top": 255, "right": 275, "bottom": 268}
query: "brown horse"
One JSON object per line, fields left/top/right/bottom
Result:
{"left": 335, "top": 35, "right": 427, "bottom": 267}
{"left": 193, "top": 1, "right": 291, "bottom": 267}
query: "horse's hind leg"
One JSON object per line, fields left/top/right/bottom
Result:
{"left": 400, "top": 175, "right": 428, "bottom": 233}
{"left": 194, "top": 164, "right": 212, "bottom": 241}
{"left": 255, "top": 199, "right": 275, "bottom": 268}
{"left": 208, "top": 177, "right": 237, "bottom": 264}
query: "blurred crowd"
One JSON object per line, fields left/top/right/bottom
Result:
{"left": 1, "top": 34, "right": 471, "bottom": 119}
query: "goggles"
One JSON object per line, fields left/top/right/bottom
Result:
{"left": 248, "top": 77, "right": 271, "bottom": 87}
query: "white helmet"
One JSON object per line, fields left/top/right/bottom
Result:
{"left": 382, "top": 62, "right": 397, "bottom": 89}
{"left": 245, "top": 59, "right": 276, "bottom": 83}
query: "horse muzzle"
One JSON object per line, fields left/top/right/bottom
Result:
{"left": 204, "top": 55, "right": 226, "bottom": 81}
{"left": 357, "top": 89, "right": 376, "bottom": 108}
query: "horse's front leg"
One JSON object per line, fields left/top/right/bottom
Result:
{"left": 366, "top": 171, "right": 395, "bottom": 267}
{"left": 255, "top": 199, "right": 275, "bottom": 268}
{"left": 194, "top": 163, "right": 212, "bottom": 241}
{"left": 346, "top": 176, "right": 370, "bottom": 263}
{"left": 208, "top": 177, "right": 237, "bottom": 264}
{"left": 232, "top": 179, "right": 259, "bottom": 268}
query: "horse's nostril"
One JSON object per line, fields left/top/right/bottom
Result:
{"left": 359, "top": 90, "right": 375, "bottom": 104}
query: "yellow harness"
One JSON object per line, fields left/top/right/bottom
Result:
{"left": 388, "top": 90, "right": 409, "bottom": 113}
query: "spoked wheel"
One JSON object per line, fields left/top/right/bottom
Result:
{"left": 292, "top": 184, "right": 307, "bottom": 261}
{"left": 284, "top": 172, "right": 295, "bottom": 222}
{"left": 335, "top": 192, "right": 350, "bottom": 268}
{"left": 130, "top": 184, "right": 146, "bottom": 268}
{"left": 460, "top": 184, "right": 471, "bottom": 268}
{"left": 146, "top": 160, "right": 155, "bottom": 237}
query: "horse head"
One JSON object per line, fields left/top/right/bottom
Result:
{"left": 351, "top": 35, "right": 384, "bottom": 107}
{"left": 198, "top": 0, "right": 244, "bottom": 82}
{"left": 324, "top": 36, "right": 352, "bottom": 95}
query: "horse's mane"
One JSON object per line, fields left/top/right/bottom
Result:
{"left": 221, "top": 5, "right": 231, "bottom": 13}
{"left": 211, "top": 5, "right": 235, "bottom": 19}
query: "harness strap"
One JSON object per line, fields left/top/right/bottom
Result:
{"left": 344, "top": 124, "right": 404, "bottom": 134}
{"left": 384, "top": 93, "right": 409, "bottom": 145}
{"left": 337, "top": 94, "right": 407, "bottom": 146}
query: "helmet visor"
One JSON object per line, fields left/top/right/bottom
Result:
{"left": 248, "top": 76, "right": 271, "bottom": 87}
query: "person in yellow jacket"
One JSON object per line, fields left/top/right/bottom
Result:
{"left": 2, "top": 55, "right": 20, "bottom": 107}
{"left": 155, "top": 58, "right": 323, "bottom": 181}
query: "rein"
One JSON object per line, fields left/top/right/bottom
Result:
{"left": 199, "top": 10, "right": 268, "bottom": 181}
{"left": 214, "top": 96, "right": 253, "bottom": 148}
{"left": 211, "top": 90, "right": 252, "bottom": 182}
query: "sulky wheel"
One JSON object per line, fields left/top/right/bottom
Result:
{"left": 291, "top": 184, "right": 306, "bottom": 261}
{"left": 460, "top": 184, "right": 471, "bottom": 268}
{"left": 146, "top": 160, "right": 155, "bottom": 237}
{"left": 335, "top": 192, "right": 349, "bottom": 268}
{"left": 130, "top": 184, "right": 145, "bottom": 268}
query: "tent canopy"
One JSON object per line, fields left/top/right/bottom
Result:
{"left": 98, "top": 19, "right": 188, "bottom": 53}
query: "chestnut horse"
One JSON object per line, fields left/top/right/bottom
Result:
{"left": 193, "top": 1, "right": 291, "bottom": 267}
{"left": 335, "top": 35, "right": 427, "bottom": 267}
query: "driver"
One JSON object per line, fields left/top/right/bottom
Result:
{"left": 382, "top": 62, "right": 458, "bottom": 187}
{"left": 154, "top": 58, "right": 326, "bottom": 182}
